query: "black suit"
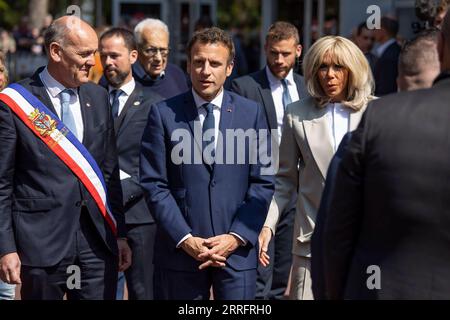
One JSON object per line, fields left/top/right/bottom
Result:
{"left": 311, "top": 132, "right": 352, "bottom": 300}
{"left": 105, "top": 81, "right": 163, "bottom": 299}
{"left": 231, "top": 68, "right": 308, "bottom": 299}
{"left": 322, "top": 73, "right": 450, "bottom": 299}
{"left": 374, "top": 41, "right": 401, "bottom": 96}
{"left": 0, "top": 68, "right": 125, "bottom": 299}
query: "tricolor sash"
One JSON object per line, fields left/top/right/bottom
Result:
{"left": 0, "top": 83, "right": 118, "bottom": 236}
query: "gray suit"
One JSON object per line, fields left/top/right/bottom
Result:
{"left": 231, "top": 68, "right": 308, "bottom": 300}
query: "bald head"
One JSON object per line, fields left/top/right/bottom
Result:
{"left": 44, "top": 16, "right": 97, "bottom": 53}
{"left": 44, "top": 16, "right": 98, "bottom": 88}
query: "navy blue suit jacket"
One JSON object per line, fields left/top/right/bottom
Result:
{"left": 0, "top": 68, "right": 125, "bottom": 267}
{"left": 140, "top": 90, "right": 275, "bottom": 271}
{"left": 374, "top": 41, "right": 401, "bottom": 96}
{"left": 100, "top": 80, "right": 163, "bottom": 224}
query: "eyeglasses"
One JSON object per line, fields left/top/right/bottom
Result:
{"left": 142, "top": 46, "right": 170, "bottom": 57}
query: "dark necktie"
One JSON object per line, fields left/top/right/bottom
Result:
{"left": 110, "top": 89, "right": 123, "bottom": 118}
{"left": 281, "top": 78, "right": 292, "bottom": 110}
{"left": 60, "top": 89, "right": 78, "bottom": 138}
{"left": 202, "top": 103, "right": 215, "bottom": 163}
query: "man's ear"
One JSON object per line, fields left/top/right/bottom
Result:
{"left": 49, "top": 42, "right": 62, "bottom": 62}
{"left": 296, "top": 44, "right": 302, "bottom": 58}
{"left": 129, "top": 50, "right": 138, "bottom": 64}
{"left": 226, "top": 60, "right": 234, "bottom": 77}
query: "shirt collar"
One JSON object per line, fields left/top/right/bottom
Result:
{"left": 192, "top": 87, "right": 224, "bottom": 110}
{"left": 265, "top": 66, "right": 295, "bottom": 86}
{"left": 39, "top": 67, "right": 73, "bottom": 98}
{"left": 376, "top": 38, "right": 396, "bottom": 57}
{"left": 108, "top": 78, "right": 135, "bottom": 96}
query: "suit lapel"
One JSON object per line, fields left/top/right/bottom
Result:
{"left": 114, "top": 86, "right": 142, "bottom": 135}
{"left": 256, "top": 70, "right": 278, "bottom": 130}
{"left": 303, "top": 103, "right": 334, "bottom": 179}
{"left": 182, "top": 92, "right": 203, "bottom": 162}
{"left": 294, "top": 73, "right": 308, "bottom": 100}
{"left": 78, "top": 85, "right": 92, "bottom": 145}
{"left": 214, "top": 91, "right": 234, "bottom": 175}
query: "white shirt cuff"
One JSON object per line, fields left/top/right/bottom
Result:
{"left": 230, "top": 232, "right": 247, "bottom": 246}
{"left": 176, "top": 233, "right": 193, "bottom": 248}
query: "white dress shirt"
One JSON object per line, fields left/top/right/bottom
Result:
{"left": 108, "top": 77, "right": 136, "bottom": 117}
{"left": 39, "top": 67, "right": 84, "bottom": 141}
{"left": 265, "top": 66, "right": 300, "bottom": 143}
{"left": 192, "top": 88, "right": 223, "bottom": 149}
{"left": 325, "top": 102, "right": 350, "bottom": 152}
{"left": 375, "top": 38, "right": 396, "bottom": 58}
{"left": 177, "top": 88, "right": 246, "bottom": 248}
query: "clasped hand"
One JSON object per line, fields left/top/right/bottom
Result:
{"left": 180, "top": 234, "right": 241, "bottom": 270}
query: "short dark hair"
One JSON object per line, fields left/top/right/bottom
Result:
{"left": 356, "top": 21, "right": 370, "bottom": 36}
{"left": 398, "top": 28, "right": 439, "bottom": 75}
{"left": 186, "top": 27, "right": 235, "bottom": 65}
{"left": 266, "top": 21, "right": 300, "bottom": 44}
{"left": 99, "top": 27, "right": 137, "bottom": 51}
{"left": 381, "top": 17, "right": 399, "bottom": 37}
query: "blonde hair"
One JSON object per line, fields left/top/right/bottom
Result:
{"left": 303, "top": 36, "right": 374, "bottom": 110}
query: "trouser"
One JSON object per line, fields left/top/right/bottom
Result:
{"left": 289, "top": 255, "right": 314, "bottom": 300}
{"left": 20, "top": 208, "right": 118, "bottom": 300}
{"left": 154, "top": 265, "right": 257, "bottom": 300}
{"left": 124, "top": 223, "right": 156, "bottom": 300}
{"left": 255, "top": 207, "right": 294, "bottom": 299}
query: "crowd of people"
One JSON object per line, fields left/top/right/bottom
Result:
{"left": 0, "top": 3, "right": 449, "bottom": 300}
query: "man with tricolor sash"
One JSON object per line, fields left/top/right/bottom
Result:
{"left": 0, "top": 16, "right": 131, "bottom": 300}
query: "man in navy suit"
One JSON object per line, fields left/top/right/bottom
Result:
{"left": 140, "top": 27, "right": 275, "bottom": 300}
{"left": 99, "top": 28, "right": 163, "bottom": 300}
{"left": 232, "top": 21, "right": 307, "bottom": 300}
{"left": 0, "top": 16, "right": 131, "bottom": 300}
{"left": 373, "top": 17, "right": 401, "bottom": 95}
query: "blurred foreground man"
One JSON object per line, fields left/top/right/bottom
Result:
{"left": 321, "top": 9, "right": 450, "bottom": 299}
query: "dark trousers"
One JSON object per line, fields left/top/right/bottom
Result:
{"left": 124, "top": 223, "right": 156, "bottom": 300}
{"left": 154, "top": 265, "right": 256, "bottom": 300}
{"left": 255, "top": 207, "right": 295, "bottom": 300}
{"left": 20, "top": 209, "right": 118, "bottom": 300}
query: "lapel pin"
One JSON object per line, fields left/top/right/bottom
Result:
{"left": 86, "top": 102, "right": 91, "bottom": 107}
{"left": 227, "top": 107, "right": 232, "bottom": 112}
{"left": 133, "top": 101, "right": 141, "bottom": 106}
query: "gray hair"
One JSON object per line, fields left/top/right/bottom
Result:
{"left": 43, "top": 20, "right": 68, "bottom": 55}
{"left": 134, "top": 18, "right": 169, "bottom": 46}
